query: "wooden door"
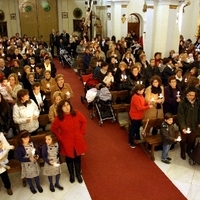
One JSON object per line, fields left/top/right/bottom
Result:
{"left": 127, "top": 14, "right": 140, "bottom": 39}
{"left": 18, "top": 0, "right": 58, "bottom": 43}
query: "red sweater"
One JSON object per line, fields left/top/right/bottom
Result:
{"left": 51, "top": 110, "right": 87, "bottom": 158}
{"left": 129, "top": 93, "right": 150, "bottom": 120}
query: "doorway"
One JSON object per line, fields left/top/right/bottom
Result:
{"left": 18, "top": 0, "right": 58, "bottom": 43}
{"left": 127, "top": 14, "right": 140, "bottom": 39}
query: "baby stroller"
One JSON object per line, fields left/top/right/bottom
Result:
{"left": 59, "top": 48, "right": 74, "bottom": 68}
{"left": 94, "top": 86, "right": 116, "bottom": 126}
{"left": 189, "top": 141, "right": 200, "bottom": 166}
{"left": 80, "top": 73, "right": 99, "bottom": 105}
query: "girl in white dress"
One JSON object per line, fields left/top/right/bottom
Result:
{"left": 16, "top": 130, "right": 43, "bottom": 194}
{"left": 42, "top": 132, "right": 63, "bottom": 192}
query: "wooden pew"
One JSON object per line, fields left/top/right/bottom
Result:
{"left": 141, "top": 115, "right": 180, "bottom": 161}
{"left": 110, "top": 90, "right": 130, "bottom": 129}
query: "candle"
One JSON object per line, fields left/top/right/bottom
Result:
{"left": 150, "top": 98, "right": 154, "bottom": 102}
{"left": 33, "top": 110, "right": 39, "bottom": 116}
{"left": 140, "top": 81, "right": 143, "bottom": 84}
{"left": 31, "top": 148, "right": 36, "bottom": 156}
{"left": 46, "top": 83, "right": 50, "bottom": 88}
{"left": 121, "top": 74, "right": 124, "bottom": 79}
{"left": 53, "top": 163, "right": 60, "bottom": 167}
{"left": 18, "top": 72, "right": 21, "bottom": 76}
{"left": 42, "top": 95, "right": 45, "bottom": 100}
{"left": 137, "top": 81, "right": 139, "bottom": 84}
{"left": 186, "top": 127, "right": 191, "bottom": 134}
{"left": 158, "top": 93, "right": 163, "bottom": 99}
{"left": 176, "top": 91, "right": 180, "bottom": 98}
{"left": 66, "top": 91, "right": 70, "bottom": 97}
{"left": 185, "top": 78, "right": 187, "bottom": 83}
{"left": 124, "top": 75, "right": 127, "bottom": 80}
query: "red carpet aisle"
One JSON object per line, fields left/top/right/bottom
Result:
{"left": 56, "top": 61, "right": 186, "bottom": 200}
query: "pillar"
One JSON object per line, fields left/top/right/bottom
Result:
{"left": 107, "top": 0, "right": 130, "bottom": 40}
{"left": 150, "top": 0, "right": 180, "bottom": 57}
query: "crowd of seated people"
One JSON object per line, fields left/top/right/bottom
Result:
{"left": 0, "top": 33, "right": 77, "bottom": 138}
{"left": 0, "top": 32, "right": 200, "bottom": 160}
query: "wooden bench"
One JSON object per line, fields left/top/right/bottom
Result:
{"left": 7, "top": 133, "right": 65, "bottom": 186}
{"left": 141, "top": 115, "right": 181, "bottom": 161}
{"left": 141, "top": 118, "right": 163, "bottom": 160}
{"left": 111, "top": 90, "right": 130, "bottom": 129}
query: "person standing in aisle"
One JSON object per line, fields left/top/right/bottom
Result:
{"left": 51, "top": 99, "right": 87, "bottom": 183}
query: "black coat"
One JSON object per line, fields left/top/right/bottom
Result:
{"left": 29, "top": 90, "right": 49, "bottom": 114}
{"left": 0, "top": 100, "right": 12, "bottom": 133}
{"left": 163, "top": 85, "right": 182, "bottom": 115}
{"left": 178, "top": 97, "right": 200, "bottom": 132}
{"left": 42, "top": 62, "right": 57, "bottom": 78}
{"left": 162, "top": 66, "right": 175, "bottom": 86}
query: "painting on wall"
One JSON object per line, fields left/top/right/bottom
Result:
{"left": 73, "top": 19, "right": 82, "bottom": 32}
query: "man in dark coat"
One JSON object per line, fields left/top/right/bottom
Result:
{"left": 144, "top": 58, "right": 161, "bottom": 87}
{"left": 162, "top": 58, "right": 175, "bottom": 86}
{"left": 178, "top": 86, "right": 200, "bottom": 160}
{"left": 0, "top": 58, "right": 11, "bottom": 78}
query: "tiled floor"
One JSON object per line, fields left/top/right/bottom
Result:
{"left": 154, "top": 141, "right": 200, "bottom": 200}
{"left": 1, "top": 129, "right": 199, "bottom": 199}
{"left": 0, "top": 163, "right": 92, "bottom": 200}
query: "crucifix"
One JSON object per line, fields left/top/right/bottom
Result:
{"left": 84, "top": 0, "right": 93, "bottom": 36}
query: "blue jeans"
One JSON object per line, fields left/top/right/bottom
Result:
{"left": 162, "top": 144, "right": 172, "bottom": 160}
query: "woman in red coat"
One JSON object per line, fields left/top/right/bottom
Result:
{"left": 51, "top": 99, "right": 87, "bottom": 184}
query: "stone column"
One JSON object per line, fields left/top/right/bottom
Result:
{"left": 107, "top": 0, "right": 130, "bottom": 40}
{"left": 149, "top": 0, "right": 180, "bottom": 57}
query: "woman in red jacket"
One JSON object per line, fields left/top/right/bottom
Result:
{"left": 129, "top": 84, "right": 152, "bottom": 148}
{"left": 51, "top": 99, "right": 87, "bottom": 183}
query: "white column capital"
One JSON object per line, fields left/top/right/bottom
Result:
{"left": 107, "top": 0, "right": 130, "bottom": 4}
{"left": 153, "top": 0, "right": 181, "bottom": 5}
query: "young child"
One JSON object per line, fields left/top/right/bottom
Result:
{"left": 160, "top": 112, "right": 181, "bottom": 164}
{"left": 103, "top": 71, "right": 114, "bottom": 87}
{"left": 16, "top": 130, "right": 43, "bottom": 194}
{"left": 42, "top": 132, "right": 63, "bottom": 192}
{"left": 0, "top": 78, "right": 13, "bottom": 102}
{"left": 0, "top": 140, "right": 14, "bottom": 170}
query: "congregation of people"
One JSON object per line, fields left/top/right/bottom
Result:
{"left": 1, "top": 30, "right": 200, "bottom": 196}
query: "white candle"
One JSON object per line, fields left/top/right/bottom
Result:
{"left": 185, "top": 78, "right": 187, "bottom": 83}
{"left": 140, "top": 81, "right": 143, "bottom": 84}
{"left": 53, "top": 163, "right": 60, "bottom": 167}
{"left": 124, "top": 75, "right": 127, "bottom": 80}
{"left": 18, "top": 72, "right": 21, "bottom": 76}
{"left": 31, "top": 148, "right": 36, "bottom": 156}
{"left": 158, "top": 93, "right": 163, "bottom": 99}
{"left": 46, "top": 83, "right": 50, "bottom": 88}
{"left": 137, "top": 81, "right": 139, "bottom": 84}
{"left": 186, "top": 127, "right": 191, "bottom": 134}
{"left": 176, "top": 91, "right": 180, "bottom": 98}
{"left": 66, "top": 91, "right": 70, "bottom": 96}
{"left": 42, "top": 95, "right": 45, "bottom": 100}
{"left": 121, "top": 74, "right": 124, "bottom": 79}
{"left": 33, "top": 110, "right": 39, "bottom": 116}
{"left": 150, "top": 98, "right": 154, "bottom": 102}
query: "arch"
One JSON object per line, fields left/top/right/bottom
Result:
{"left": 127, "top": 13, "right": 143, "bottom": 40}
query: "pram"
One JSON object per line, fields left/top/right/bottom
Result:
{"left": 59, "top": 48, "right": 74, "bottom": 68}
{"left": 189, "top": 141, "right": 200, "bottom": 166}
{"left": 80, "top": 73, "right": 99, "bottom": 105}
{"left": 93, "top": 86, "right": 116, "bottom": 126}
